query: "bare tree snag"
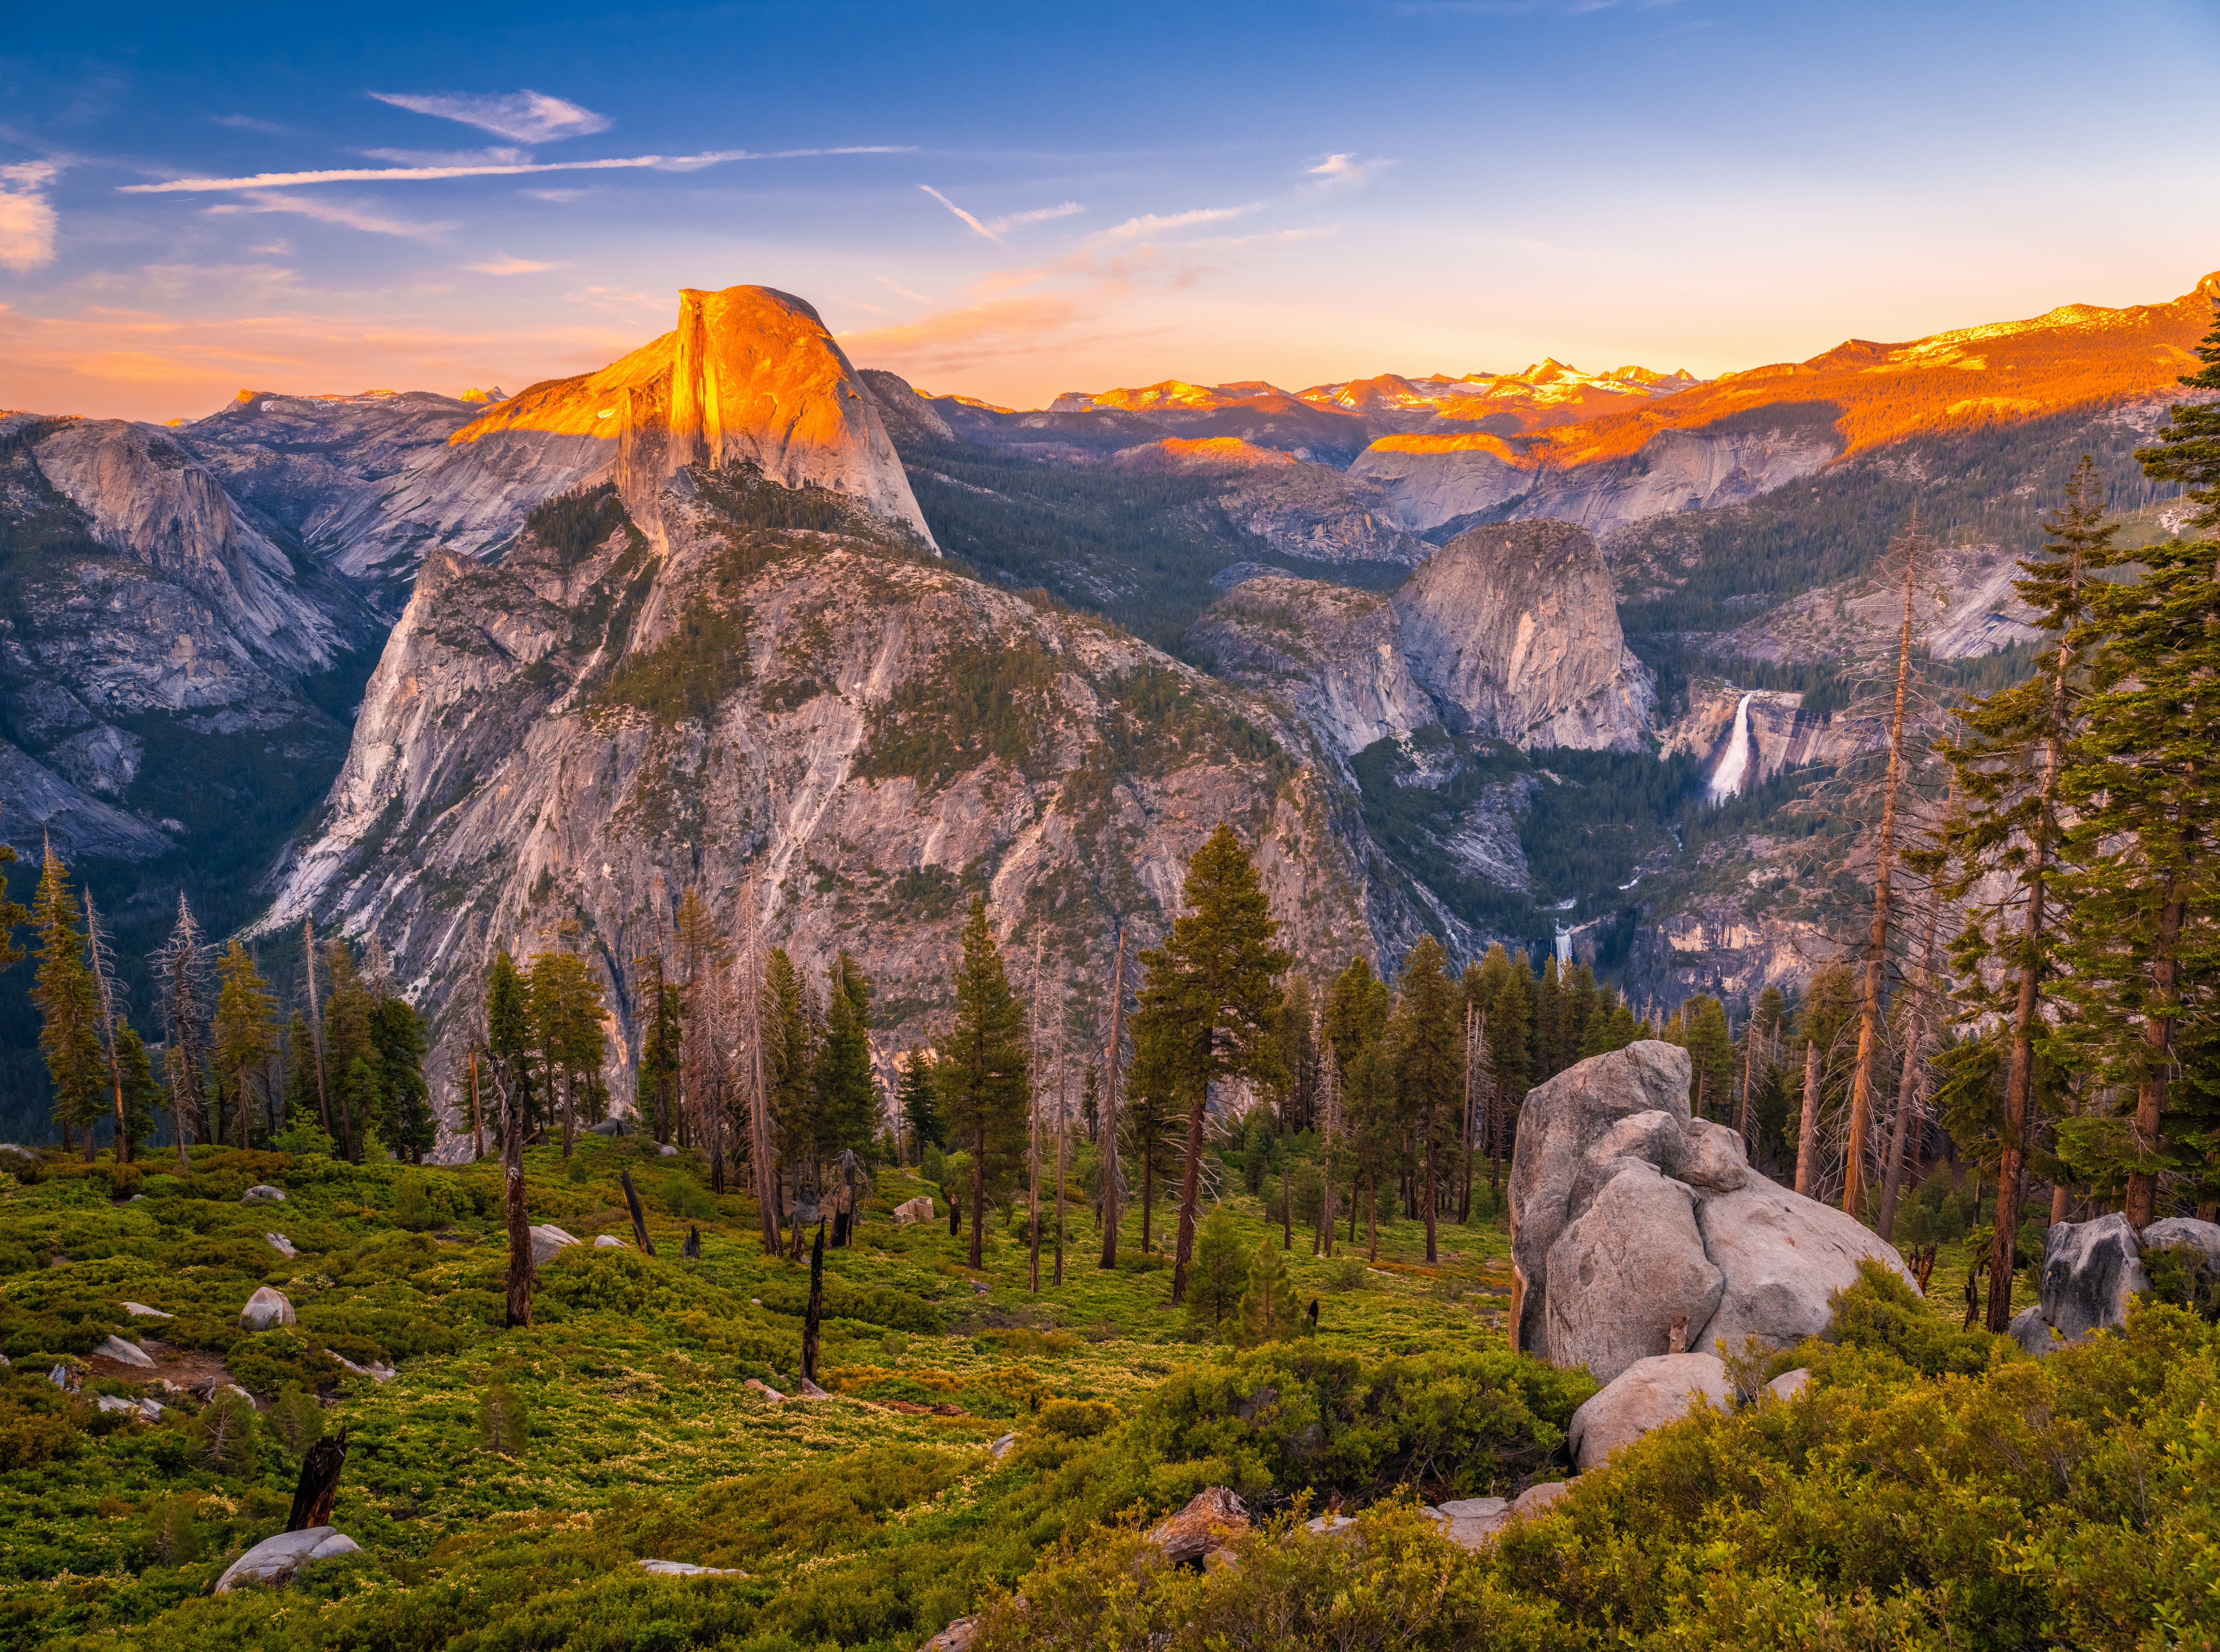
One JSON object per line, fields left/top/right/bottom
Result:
{"left": 287, "top": 1427, "right": 348, "bottom": 1531}
{"left": 620, "top": 1168, "right": 658, "bottom": 1256}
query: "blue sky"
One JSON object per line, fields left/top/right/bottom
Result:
{"left": 4, "top": 0, "right": 2217, "bottom": 420}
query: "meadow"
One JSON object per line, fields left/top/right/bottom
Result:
{"left": 7, "top": 1135, "right": 2194, "bottom": 1652}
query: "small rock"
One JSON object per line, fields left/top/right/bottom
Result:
{"left": 49, "top": 1364, "right": 76, "bottom": 1391}
{"left": 921, "top": 1617, "right": 979, "bottom": 1651}
{"left": 333, "top": 1353, "right": 397, "bottom": 1383}
{"left": 988, "top": 1431, "right": 1018, "bottom": 1461}
{"left": 658, "top": 1143, "right": 679, "bottom": 1158}
{"left": 971, "top": 1280, "right": 990, "bottom": 1297}
{"left": 594, "top": 1234, "right": 626, "bottom": 1248}
{"left": 1431, "top": 1496, "right": 1510, "bottom": 1549}
{"left": 639, "top": 1558, "right": 747, "bottom": 1577}
{"left": 241, "top": 1286, "right": 296, "bottom": 1330}
{"left": 1203, "top": 1547, "right": 1240, "bottom": 1573}
{"left": 1567, "top": 1352, "right": 1732, "bottom": 1473}
{"left": 1508, "top": 1480, "right": 1573, "bottom": 1521}
{"left": 129, "top": 1194, "right": 145, "bottom": 1202}
{"left": 241, "top": 1184, "right": 286, "bottom": 1205}
{"left": 894, "top": 1195, "right": 936, "bottom": 1227}
{"left": 1764, "top": 1367, "right": 1812, "bottom": 1403}
{"left": 95, "top": 1395, "right": 140, "bottom": 1414}
{"left": 528, "top": 1225, "right": 579, "bottom": 1267}
{"left": 1148, "top": 1487, "right": 1249, "bottom": 1564}
{"left": 97, "top": 1335, "right": 156, "bottom": 1369}
{"left": 121, "top": 1301, "right": 173, "bottom": 1319}
{"left": 214, "top": 1526, "right": 361, "bottom": 1593}
{"left": 746, "top": 1377, "right": 787, "bottom": 1403}
{"left": 266, "top": 1232, "right": 297, "bottom": 1259}
{"left": 139, "top": 1396, "right": 165, "bottom": 1419}
{"left": 1303, "top": 1512, "right": 1358, "bottom": 1538}
{"left": 798, "top": 1378, "right": 833, "bottom": 1399}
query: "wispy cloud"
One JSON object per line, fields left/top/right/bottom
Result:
{"left": 0, "top": 161, "right": 61, "bottom": 270}
{"left": 212, "top": 113, "right": 288, "bottom": 134}
{"left": 1308, "top": 152, "right": 1389, "bottom": 186}
{"left": 988, "top": 201, "right": 1083, "bottom": 233}
{"left": 123, "top": 145, "right": 912, "bottom": 193}
{"left": 920, "top": 185, "right": 997, "bottom": 241}
{"left": 920, "top": 188, "right": 1084, "bottom": 243}
{"left": 368, "top": 90, "right": 612, "bottom": 145}
{"left": 878, "top": 274, "right": 935, "bottom": 304}
{"left": 208, "top": 190, "right": 450, "bottom": 239}
{"left": 522, "top": 188, "right": 586, "bottom": 202}
{"left": 1102, "top": 204, "right": 1254, "bottom": 240}
{"left": 362, "top": 146, "right": 532, "bottom": 167}
{"left": 465, "top": 254, "right": 557, "bottom": 275}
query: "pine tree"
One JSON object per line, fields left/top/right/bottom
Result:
{"left": 1133, "top": 826, "right": 1291, "bottom": 1305}
{"left": 370, "top": 998, "right": 432, "bottom": 1163}
{"left": 30, "top": 845, "right": 104, "bottom": 1155}
{"left": 484, "top": 950, "right": 537, "bottom": 1147}
{"left": 81, "top": 889, "right": 132, "bottom": 1159}
{"left": 114, "top": 1026, "right": 159, "bottom": 1154}
{"left": 898, "top": 1049, "right": 941, "bottom": 1160}
{"left": 1237, "top": 1234, "right": 1303, "bottom": 1345}
{"left": 529, "top": 949, "right": 606, "bottom": 1158}
{"left": 636, "top": 946, "right": 683, "bottom": 1146}
{"left": 1389, "top": 936, "right": 1463, "bottom": 1263}
{"left": 212, "top": 941, "right": 279, "bottom": 1149}
{"left": 2050, "top": 311, "right": 2220, "bottom": 1228}
{"left": 0, "top": 839, "right": 27, "bottom": 977}
{"left": 1182, "top": 1202, "right": 1246, "bottom": 1339}
{"left": 1679, "top": 996, "right": 1736, "bottom": 1122}
{"left": 937, "top": 897, "right": 1029, "bottom": 1270}
{"left": 763, "top": 947, "right": 817, "bottom": 1194}
{"left": 153, "top": 895, "right": 211, "bottom": 1167}
{"left": 1327, "top": 954, "right": 1392, "bottom": 1252}
{"left": 814, "top": 952, "right": 879, "bottom": 1164}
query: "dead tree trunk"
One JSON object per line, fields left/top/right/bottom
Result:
{"left": 620, "top": 1168, "right": 658, "bottom": 1256}
{"left": 1795, "top": 1036, "right": 1823, "bottom": 1199}
{"left": 1099, "top": 923, "right": 1125, "bottom": 1270}
{"left": 1844, "top": 519, "right": 1925, "bottom": 1217}
{"left": 502, "top": 1074, "right": 534, "bottom": 1328}
{"left": 1878, "top": 879, "right": 1944, "bottom": 1241}
{"left": 303, "top": 918, "right": 333, "bottom": 1143}
{"left": 287, "top": 1428, "right": 348, "bottom": 1531}
{"left": 802, "top": 1221, "right": 825, "bottom": 1382}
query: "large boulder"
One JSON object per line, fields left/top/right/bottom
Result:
{"left": 240, "top": 1286, "right": 295, "bottom": 1330}
{"left": 214, "top": 1526, "right": 361, "bottom": 1592}
{"left": 2044, "top": 1212, "right": 2149, "bottom": 1343}
{"left": 1541, "top": 1162, "right": 1722, "bottom": 1384}
{"left": 1510, "top": 1041, "right": 1914, "bottom": 1386}
{"left": 1695, "top": 1176, "right": 1915, "bottom": 1357}
{"left": 893, "top": 1196, "right": 935, "bottom": 1227}
{"left": 1567, "top": 1353, "right": 1732, "bottom": 1472}
{"left": 241, "top": 1184, "right": 286, "bottom": 1205}
{"left": 96, "top": 1335, "right": 156, "bottom": 1369}
{"left": 529, "top": 1225, "right": 580, "bottom": 1267}
{"left": 2142, "top": 1216, "right": 2220, "bottom": 1272}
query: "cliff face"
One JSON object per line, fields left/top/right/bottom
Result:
{"left": 1189, "top": 574, "right": 1435, "bottom": 757}
{"left": 0, "top": 414, "right": 378, "bottom": 859}
{"left": 1349, "top": 420, "right": 1839, "bottom": 538}
{"left": 1392, "top": 521, "right": 1653, "bottom": 751}
{"left": 1658, "top": 687, "right": 1873, "bottom": 790}
{"left": 266, "top": 465, "right": 1376, "bottom": 1139}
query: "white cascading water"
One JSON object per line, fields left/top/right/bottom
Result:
{"left": 1707, "top": 692, "right": 1756, "bottom": 803}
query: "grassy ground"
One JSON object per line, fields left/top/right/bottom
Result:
{"left": 0, "top": 1137, "right": 2033, "bottom": 1650}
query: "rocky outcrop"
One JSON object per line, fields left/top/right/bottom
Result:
{"left": 1149, "top": 1487, "right": 1249, "bottom": 1564}
{"left": 1567, "top": 1353, "right": 1733, "bottom": 1471}
{"left": 1190, "top": 575, "right": 1436, "bottom": 758}
{"left": 1659, "top": 687, "right": 1873, "bottom": 793}
{"left": 1510, "top": 1042, "right": 1914, "bottom": 1384}
{"left": 1392, "top": 521, "right": 1653, "bottom": 751}
{"left": 1112, "top": 439, "right": 1425, "bottom": 566}
{"left": 215, "top": 1527, "right": 362, "bottom": 1593}
{"left": 1348, "top": 433, "right": 1528, "bottom": 531}
{"left": 2010, "top": 1212, "right": 2189, "bottom": 1355}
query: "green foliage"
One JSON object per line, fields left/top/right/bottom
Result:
{"left": 270, "top": 1383, "right": 324, "bottom": 1455}
{"left": 1134, "top": 1341, "right": 1591, "bottom": 1503}
{"left": 478, "top": 1383, "right": 527, "bottom": 1455}
{"left": 1182, "top": 1205, "right": 1246, "bottom": 1337}
{"left": 860, "top": 638, "right": 1062, "bottom": 785}
{"left": 1802, "top": 1257, "right": 2004, "bottom": 1379}
{"left": 1237, "top": 1237, "right": 1303, "bottom": 1346}
{"left": 2142, "top": 1241, "right": 2220, "bottom": 1321}
{"left": 526, "top": 481, "right": 626, "bottom": 566}
{"left": 195, "top": 1387, "right": 257, "bottom": 1472}
{"left": 589, "top": 592, "right": 751, "bottom": 725}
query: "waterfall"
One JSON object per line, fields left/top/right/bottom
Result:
{"left": 1555, "top": 927, "right": 1573, "bottom": 968}
{"left": 1707, "top": 692, "right": 1756, "bottom": 803}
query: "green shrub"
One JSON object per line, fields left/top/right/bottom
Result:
{"left": 2143, "top": 1241, "right": 2220, "bottom": 1321}
{"left": 1132, "top": 1343, "right": 1591, "bottom": 1502}
{"left": 1804, "top": 1256, "right": 2006, "bottom": 1378}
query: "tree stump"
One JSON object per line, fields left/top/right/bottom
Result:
{"left": 287, "top": 1428, "right": 348, "bottom": 1531}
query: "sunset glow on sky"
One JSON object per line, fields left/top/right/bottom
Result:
{"left": 4, "top": 0, "right": 2218, "bottom": 422}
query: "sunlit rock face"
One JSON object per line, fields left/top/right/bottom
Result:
{"left": 1391, "top": 520, "right": 1653, "bottom": 752}
{"left": 453, "top": 285, "right": 933, "bottom": 549}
